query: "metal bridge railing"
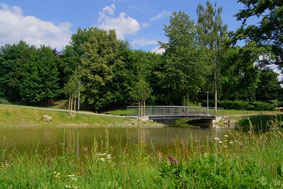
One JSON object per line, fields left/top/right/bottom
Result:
{"left": 127, "top": 106, "right": 224, "bottom": 118}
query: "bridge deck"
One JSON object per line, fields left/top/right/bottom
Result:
{"left": 127, "top": 106, "right": 223, "bottom": 120}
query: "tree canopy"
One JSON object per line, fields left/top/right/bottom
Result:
{"left": 235, "top": 0, "right": 283, "bottom": 70}
{"left": 0, "top": 1, "right": 282, "bottom": 109}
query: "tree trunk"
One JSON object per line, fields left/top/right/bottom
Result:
{"left": 70, "top": 96, "right": 73, "bottom": 113}
{"left": 186, "top": 91, "right": 189, "bottom": 106}
{"left": 141, "top": 101, "right": 143, "bottom": 120}
{"left": 214, "top": 46, "right": 218, "bottom": 115}
{"left": 68, "top": 97, "right": 71, "bottom": 111}
{"left": 143, "top": 101, "right": 146, "bottom": 119}
{"left": 138, "top": 101, "right": 140, "bottom": 120}
{"left": 214, "top": 71, "right": 217, "bottom": 114}
{"left": 74, "top": 97, "right": 77, "bottom": 112}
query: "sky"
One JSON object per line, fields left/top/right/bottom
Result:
{"left": 0, "top": 0, "right": 248, "bottom": 52}
{"left": 0, "top": 0, "right": 281, "bottom": 80}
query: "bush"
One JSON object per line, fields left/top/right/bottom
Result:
{"left": 201, "top": 100, "right": 275, "bottom": 111}
{"left": 251, "top": 101, "right": 274, "bottom": 111}
{"left": 237, "top": 115, "right": 283, "bottom": 132}
{"left": 0, "top": 98, "right": 9, "bottom": 104}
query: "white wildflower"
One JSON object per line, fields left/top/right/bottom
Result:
{"left": 214, "top": 137, "right": 220, "bottom": 141}
{"left": 100, "top": 158, "right": 105, "bottom": 162}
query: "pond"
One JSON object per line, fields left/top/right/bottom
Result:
{"left": 0, "top": 126, "right": 236, "bottom": 158}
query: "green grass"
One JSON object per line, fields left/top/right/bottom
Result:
{"left": 0, "top": 105, "right": 163, "bottom": 128}
{"left": 0, "top": 125, "right": 282, "bottom": 188}
{"left": 104, "top": 108, "right": 129, "bottom": 115}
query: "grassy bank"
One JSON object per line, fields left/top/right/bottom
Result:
{"left": 0, "top": 126, "right": 282, "bottom": 188}
{"left": 0, "top": 105, "right": 162, "bottom": 128}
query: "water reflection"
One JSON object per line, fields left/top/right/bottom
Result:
{"left": 0, "top": 127, "right": 236, "bottom": 157}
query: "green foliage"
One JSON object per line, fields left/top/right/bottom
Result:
{"left": 0, "top": 98, "right": 9, "bottom": 104}
{"left": 197, "top": 1, "right": 227, "bottom": 104}
{"left": 20, "top": 46, "right": 61, "bottom": 103}
{"left": 197, "top": 1, "right": 227, "bottom": 49}
{"left": 0, "top": 42, "right": 61, "bottom": 104}
{"left": 221, "top": 42, "right": 263, "bottom": 101}
{"left": 79, "top": 28, "right": 119, "bottom": 110}
{"left": 235, "top": 0, "right": 283, "bottom": 68}
{"left": 238, "top": 115, "right": 283, "bottom": 132}
{"left": 256, "top": 68, "right": 282, "bottom": 102}
{"left": 0, "top": 4, "right": 281, "bottom": 109}
{"left": 0, "top": 41, "right": 35, "bottom": 101}
{"left": 160, "top": 11, "right": 207, "bottom": 104}
{"left": 63, "top": 70, "right": 81, "bottom": 98}
{"left": 130, "top": 78, "right": 152, "bottom": 102}
{"left": 202, "top": 100, "right": 275, "bottom": 111}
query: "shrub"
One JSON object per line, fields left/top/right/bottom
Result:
{"left": 0, "top": 98, "right": 9, "bottom": 104}
{"left": 201, "top": 100, "right": 275, "bottom": 111}
{"left": 250, "top": 101, "right": 274, "bottom": 111}
{"left": 237, "top": 115, "right": 283, "bottom": 132}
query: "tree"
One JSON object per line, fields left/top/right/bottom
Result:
{"left": 63, "top": 69, "right": 82, "bottom": 113}
{"left": 80, "top": 28, "right": 119, "bottom": 110}
{"left": 196, "top": 0, "right": 227, "bottom": 111}
{"left": 160, "top": 11, "right": 207, "bottom": 105}
{"left": 220, "top": 42, "right": 261, "bottom": 101}
{"left": 235, "top": 0, "right": 283, "bottom": 69}
{"left": 0, "top": 41, "right": 35, "bottom": 101}
{"left": 60, "top": 28, "right": 96, "bottom": 88}
{"left": 256, "top": 68, "right": 282, "bottom": 102}
{"left": 130, "top": 77, "right": 152, "bottom": 120}
{"left": 20, "top": 46, "right": 61, "bottom": 104}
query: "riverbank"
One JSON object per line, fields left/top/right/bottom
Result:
{"left": 0, "top": 105, "right": 164, "bottom": 128}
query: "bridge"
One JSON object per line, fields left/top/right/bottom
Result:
{"left": 126, "top": 106, "right": 224, "bottom": 121}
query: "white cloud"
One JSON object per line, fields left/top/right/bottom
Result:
{"left": 141, "top": 22, "right": 150, "bottom": 28}
{"left": 98, "top": 4, "right": 115, "bottom": 21}
{"left": 151, "top": 46, "right": 165, "bottom": 54}
{"left": 0, "top": 3, "right": 72, "bottom": 49}
{"left": 98, "top": 5, "right": 141, "bottom": 39}
{"left": 132, "top": 39, "right": 157, "bottom": 47}
{"left": 150, "top": 10, "right": 171, "bottom": 22}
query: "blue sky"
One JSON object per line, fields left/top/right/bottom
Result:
{"left": 0, "top": 0, "right": 248, "bottom": 52}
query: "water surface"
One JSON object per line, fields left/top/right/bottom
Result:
{"left": 0, "top": 126, "right": 236, "bottom": 157}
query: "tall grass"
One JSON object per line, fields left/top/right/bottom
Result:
{"left": 0, "top": 125, "right": 282, "bottom": 188}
